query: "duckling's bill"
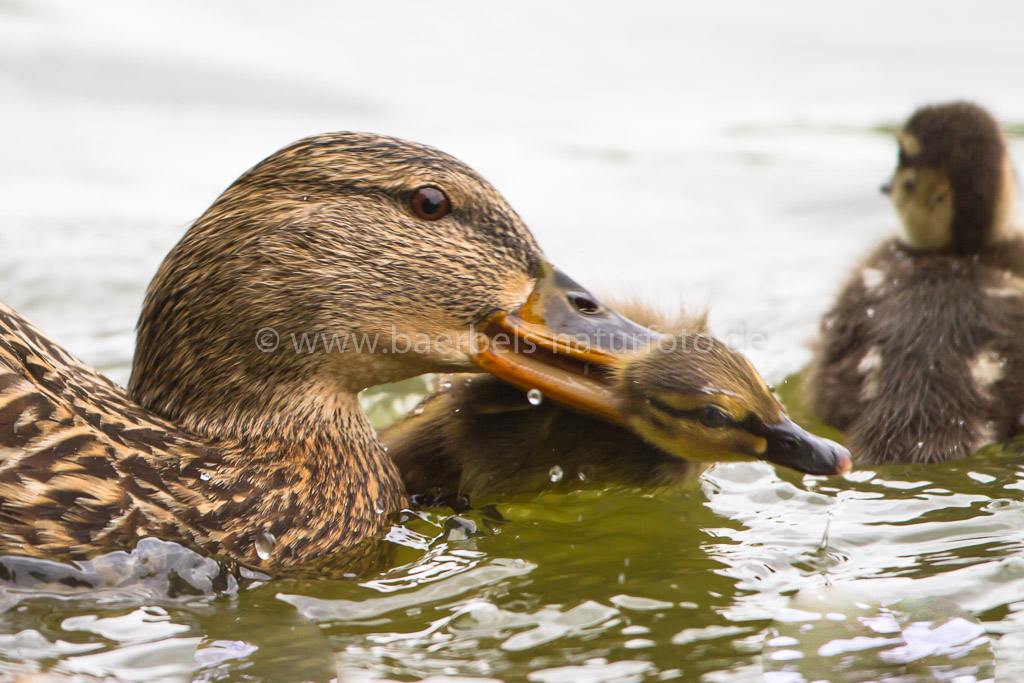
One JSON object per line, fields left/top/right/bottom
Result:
{"left": 760, "top": 417, "right": 852, "bottom": 476}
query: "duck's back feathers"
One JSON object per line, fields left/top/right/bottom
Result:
{"left": 807, "top": 238, "right": 1024, "bottom": 463}
{"left": 0, "top": 300, "right": 201, "bottom": 556}
{"left": 0, "top": 302, "right": 382, "bottom": 567}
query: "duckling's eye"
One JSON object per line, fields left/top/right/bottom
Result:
{"left": 698, "top": 406, "right": 729, "bottom": 429}
{"left": 409, "top": 186, "right": 451, "bottom": 221}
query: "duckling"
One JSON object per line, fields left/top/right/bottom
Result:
{"left": 807, "top": 101, "right": 1024, "bottom": 464}
{"left": 0, "top": 132, "right": 663, "bottom": 569}
{"left": 385, "top": 301, "right": 851, "bottom": 504}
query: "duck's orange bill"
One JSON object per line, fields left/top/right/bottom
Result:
{"left": 470, "top": 264, "right": 657, "bottom": 425}
{"left": 472, "top": 314, "right": 624, "bottom": 425}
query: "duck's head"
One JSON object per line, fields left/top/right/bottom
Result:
{"left": 612, "top": 335, "right": 851, "bottom": 476}
{"left": 130, "top": 133, "right": 651, "bottom": 437}
{"left": 882, "top": 101, "right": 1018, "bottom": 253}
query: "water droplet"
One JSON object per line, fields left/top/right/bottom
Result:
{"left": 199, "top": 470, "right": 212, "bottom": 482}
{"left": 375, "top": 497, "right": 386, "bottom": 514}
{"left": 255, "top": 532, "right": 276, "bottom": 561}
{"left": 916, "top": 441, "right": 924, "bottom": 448}
{"left": 439, "top": 379, "right": 452, "bottom": 390}
{"left": 866, "top": 307, "right": 876, "bottom": 318}
{"left": 454, "top": 408, "right": 460, "bottom": 414}
{"left": 549, "top": 465, "right": 564, "bottom": 482}
{"left": 617, "top": 572, "right": 626, "bottom": 584}
{"left": 577, "top": 465, "right": 595, "bottom": 482}
{"left": 527, "top": 389, "right": 543, "bottom": 406}
{"left": 411, "top": 405, "right": 425, "bottom": 416}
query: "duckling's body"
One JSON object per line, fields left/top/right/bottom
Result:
{"left": 808, "top": 102, "right": 1024, "bottom": 464}
{"left": 386, "top": 301, "right": 850, "bottom": 504}
{"left": 386, "top": 304, "right": 705, "bottom": 503}
{"left": 0, "top": 132, "right": 658, "bottom": 569}
{"left": 386, "top": 375, "right": 700, "bottom": 504}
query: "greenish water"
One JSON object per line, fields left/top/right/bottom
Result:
{"left": 0, "top": 379, "right": 1017, "bottom": 681}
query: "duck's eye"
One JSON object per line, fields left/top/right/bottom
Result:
{"left": 409, "top": 186, "right": 451, "bottom": 221}
{"left": 698, "top": 406, "right": 729, "bottom": 429}
{"left": 903, "top": 178, "right": 917, "bottom": 193}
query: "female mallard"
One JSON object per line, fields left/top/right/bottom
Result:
{"left": 385, "top": 301, "right": 850, "bottom": 504}
{"left": 807, "top": 101, "right": 1024, "bottom": 464}
{"left": 0, "top": 132, "right": 671, "bottom": 569}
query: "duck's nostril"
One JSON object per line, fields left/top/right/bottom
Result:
{"left": 572, "top": 296, "right": 600, "bottom": 314}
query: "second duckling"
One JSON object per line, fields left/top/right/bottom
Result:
{"left": 385, "top": 303, "right": 849, "bottom": 504}
{"left": 808, "top": 101, "right": 1024, "bottom": 464}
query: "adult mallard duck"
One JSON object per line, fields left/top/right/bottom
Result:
{"left": 385, "top": 301, "right": 851, "bottom": 504}
{"left": 0, "top": 132, "right": 671, "bottom": 569}
{"left": 807, "top": 101, "right": 1024, "bottom": 464}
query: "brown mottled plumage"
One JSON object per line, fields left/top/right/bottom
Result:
{"left": 808, "top": 102, "right": 1024, "bottom": 464}
{"left": 0, "top": 132, "right": 647, "bottom": 569}
{"left": 386, "top": 301, "right": 850, "bottom": 504}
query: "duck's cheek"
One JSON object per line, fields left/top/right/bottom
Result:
{"left": 316, "top": 327, "right": 480, "bottom": 392}
{"left": 373, "top": 325, "right": 481, "bottom": 377}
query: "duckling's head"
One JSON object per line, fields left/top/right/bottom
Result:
{"left": 614, "top": 335, "right": 851, "bottom": 476}
{"left": 884, "top": 101, "right": 1018, "bottom": 253}
{"left": 130, "top": 133, "right": 650, "bottom": 438}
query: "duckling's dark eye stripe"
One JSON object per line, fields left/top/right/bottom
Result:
{"left": 648, "top": 396, "right": 738, "bottom": 428}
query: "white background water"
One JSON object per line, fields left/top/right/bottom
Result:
{"left": 4, "top": 2, "right": 1024, "bottom": 682}
{"left": 5, "top": 0, "right": 1024, "bottom": 385}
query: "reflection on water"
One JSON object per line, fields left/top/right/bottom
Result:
{"left": 6, "top": 0, "right": 1024, "bottom": 680}
{"left": 763, "top": 587, "right": 993, "bottom": 683}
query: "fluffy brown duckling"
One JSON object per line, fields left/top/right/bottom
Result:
{"left": 0, "top": 133, "right": 667, "bottom": 570}
{"left": 385, "top": 302, "right": 850, "bottom": 504}
{"left": 807, "top": 101, "right": 1024, "bottom": 464}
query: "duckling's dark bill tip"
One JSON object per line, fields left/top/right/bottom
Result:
{"left": 762, "top": 418, "right": 852, "bottom": 476}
